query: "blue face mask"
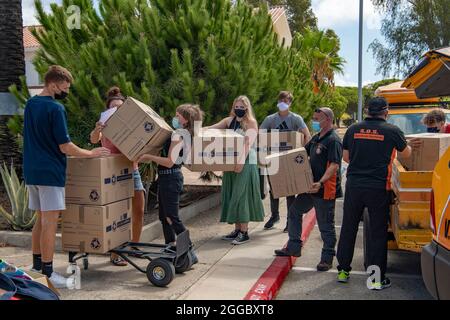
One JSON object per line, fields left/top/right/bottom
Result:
{"left": 312, "top": 121, "right": 321, "bottom": 132}
{"left": 172, "top": 117, "right": 182, "bottom": 129}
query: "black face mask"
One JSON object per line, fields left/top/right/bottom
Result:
{"left": 54, "top": 90, "right": 68, "bottom": 100}
{"left": 235, "top": 109, "right": 246, "bottom": 118}
{"left": 427, "top": 127, "right": 439, "bottom": 133}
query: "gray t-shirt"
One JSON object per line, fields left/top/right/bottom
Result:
{"left": 260, "top": 111, "right": 307, "bottom": 131}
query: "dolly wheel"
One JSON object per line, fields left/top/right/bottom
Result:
{"left": 146, "top": 259, "right": 175, "bottom": 287}
{"left": 175, "top": 252, "right": 193, "bottom": 274}
{"left": 83, "top": 258, "right": 89, "bottom": 270}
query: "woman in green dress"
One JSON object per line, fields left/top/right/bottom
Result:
{"left": 206, "top": 96, "right": 265, "bottom": 245}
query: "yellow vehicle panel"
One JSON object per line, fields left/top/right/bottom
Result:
{"left": 396, "top": 201, "right": 430, "bottom": 230}
{"left": 389, "top": 108, "right": 450, "bottom": 115}
{"left": 432, "top": 147, "right": 450, "bottom": 250}
{"left": 392, "top": 159, "right": 433, "bottom": 189}
{"left": 391, "top": 204, "right": 432, "bottom": 252}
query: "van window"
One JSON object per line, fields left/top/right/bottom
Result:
{"left": 387, "top": 113, "right": 450, "bottom": 135}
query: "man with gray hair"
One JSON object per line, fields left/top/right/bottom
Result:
{"left": 275, "top": 107, "right": 342, "bottom": 272}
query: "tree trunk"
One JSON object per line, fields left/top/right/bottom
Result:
{"left": 0, "top": 0, "right": 25, "bottom": 182}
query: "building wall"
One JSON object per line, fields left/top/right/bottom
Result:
{"left": 25, "top": 49, "right": 42, "bottom": 87}
{"left": 273, "top": 15, "right": 292, "bottom": 48}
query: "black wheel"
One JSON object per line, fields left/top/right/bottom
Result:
{"left": 83, "top": 258, "right": 89, "bottom": 270}
{"left": 175, "top": 252, "right": 193, "bottom": 274}
{"left": 362, "top": 208, "right": 370, "bottom": 270}
{"left": 146, "top": 258, "right": 175, "bottom": 287}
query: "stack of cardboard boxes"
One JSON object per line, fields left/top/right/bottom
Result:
{"left": 63, "top": 97, "right": 174, "bottom": 254}
{"left": 62, "top": 155, "right": 134, "bottom": 254}
{"left": 391, "top": 133, "right": 450, "bottom": 251}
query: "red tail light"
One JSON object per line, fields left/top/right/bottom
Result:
{"left": 430, "top": 190, "right": 437, "bottom": 234}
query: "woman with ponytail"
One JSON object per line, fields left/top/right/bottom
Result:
{"left": 138, "top": 104, "right": 203, "bottom": 264}
{"left": 89, "top": 87, "right": 146, "bottom": 266}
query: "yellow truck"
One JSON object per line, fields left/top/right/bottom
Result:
{"left": 373, "top": 81, "right": 450, "bottom": 253}
{"left": 402, "top": 47, "right": 450, "bottom": 300}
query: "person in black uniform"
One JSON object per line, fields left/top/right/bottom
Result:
{"left": 274, "top": 107, "right": 342, "bottom": 267}
{"left": 138, "top": 104, "right": 203, "bottom": 261}
{"left": 336, "top": 97, "right": 419, "bottom": 290}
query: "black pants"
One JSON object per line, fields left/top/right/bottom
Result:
{"left": 158, "top": 172, "right": 186, "bottom": 244}
{"left": 337, "top": 185, "right": 390, "bottom": 279}
{"left": 270, "top": 191, "right": 296, "bottom": 220}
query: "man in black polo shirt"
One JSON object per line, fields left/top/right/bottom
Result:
{"left": 275, "top": 108, "right": 342, "bottom": 269}
{"left": 336, "top": 97, "right": 415, "bottom": 290}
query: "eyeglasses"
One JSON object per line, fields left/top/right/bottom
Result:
{"left": 315, "top": 108, "right": 330, "bottom": 119}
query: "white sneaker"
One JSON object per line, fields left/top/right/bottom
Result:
{"left": 49, "top": 272, "right": 69, "bottom": 289}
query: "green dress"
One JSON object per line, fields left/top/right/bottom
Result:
{"left": 220, "top": 123, "right": 265, "bottom": 224}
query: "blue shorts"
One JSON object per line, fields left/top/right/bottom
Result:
{"left": 133, "top": 169, "right": 145, "bottom": 192}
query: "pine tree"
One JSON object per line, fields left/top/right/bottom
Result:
{"left": 10, "top": 0, "right": 341, "bottom": 148}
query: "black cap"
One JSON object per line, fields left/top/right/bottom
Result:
{"left": 367, "top": 97, "right": 388, "bottom": 115}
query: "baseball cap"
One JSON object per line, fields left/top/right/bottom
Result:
{"left": 315, "top": 107, "right": 334, "bottom": 120}
{"left": 367, "top": 97, "right": 389, "bottom": 115}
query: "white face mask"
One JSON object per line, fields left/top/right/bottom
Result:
{"left": 277, "top": 102, "right": 289, "bottom": 112}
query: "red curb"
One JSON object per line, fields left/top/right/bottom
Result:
{"left": 243, "top": 208, "right": 317, "bottom": 300}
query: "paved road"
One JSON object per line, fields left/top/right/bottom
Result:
{"left": 276, "top": 199, "right": 433, "bottom": 300}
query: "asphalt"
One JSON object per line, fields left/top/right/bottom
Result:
{"left": 276, "top": 199, "right": 433, "bottom": 300}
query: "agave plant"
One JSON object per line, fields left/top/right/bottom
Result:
{"left": 0, "top": 163, "right": 36, "bottom": 231}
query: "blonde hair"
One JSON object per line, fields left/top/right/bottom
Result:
{"left": 176, "top": 104, "right": 204, "bottom": 136}
{"left": 229, "top": 95, "right": 256, "bottom": 131}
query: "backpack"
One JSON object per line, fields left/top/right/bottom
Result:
{"left": 0, "top": 272, "right": 59, "bottom": 300}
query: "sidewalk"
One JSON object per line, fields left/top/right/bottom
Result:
{"left": 0, "top": 196, "right": 306, "bottom": 300}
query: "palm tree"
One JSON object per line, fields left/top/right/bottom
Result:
{"left": 294, "top": 29, "right": 345, "bottom": 94}
{"left": 0, "top": 0, "right": 25, "bottom": 176}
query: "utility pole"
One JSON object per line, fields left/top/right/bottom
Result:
{"left": 357, "top": 0, "right": 364, "bottom": 122}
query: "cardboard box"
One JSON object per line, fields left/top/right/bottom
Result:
{"left": 66, "top": 155, "right": 134, "bottom": 206}
{"left": 184, "top": 129, "right": 246, "bottom": 172}
{"left": 398, "top": 133, "right": 450, "bottom": 171}
{"left": 265, "top": 148, "right": 314, "bottom": 199}
{"left": 257, "top": 130, "right": 304, "bottom": 166}
{"left": 102, "top": 97, "right": 173, "bottom": 161}
{"left": 62, "top": 199, "right": 132, "bottom": 254}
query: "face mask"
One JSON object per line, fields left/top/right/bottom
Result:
{"left": 172, "top": 117, "right": 182, "bottom": 129}
{"left": 312, "top": 121, "right": 321, "bottom": 132}
{"left": 54, "top": 90, "right": 68, "bottom": 100}
{"left": 235, "top": 109, "right": 247, "bottom": 118}
{"left": 427, "top": 127, "right": 439, "bottom": 133}
{"left": 277, "top": 102, "right": 290, "bottom": 112}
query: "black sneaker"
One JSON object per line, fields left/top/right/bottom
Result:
{"left": 231, "top": 232, "right": 250, "bottom": 245}
{"left": 369, "top": 277, "right": 392, "bottom": 290}
{"left": 264, "top": 216, "right": 280, "bottom": 230}
{"left": 221, "top": 229, "right": 240, "bottom": 241}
